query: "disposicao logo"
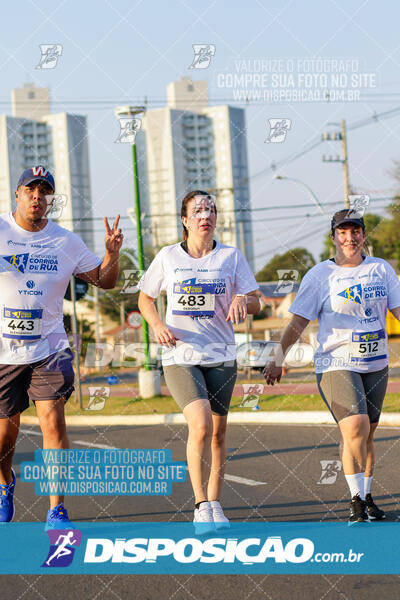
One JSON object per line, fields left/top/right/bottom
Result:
{"left": 42, "top": 529, "right": 82, "bottom": 568}
{"left": 83, "top": 535, "right": 314, "bottom": 565}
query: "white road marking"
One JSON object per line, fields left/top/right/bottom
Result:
{"left": 20, "top": 429, "right": 42, "bottom": 436}
{"left": 74, "top": 441, "right": 118, "bottom": 449}
{"left": 224, "top": 474, "right": 266, "bottom": 486}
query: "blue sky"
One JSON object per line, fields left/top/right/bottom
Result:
{"left": 1, "top": 0, "right": 400, "bottom": 268}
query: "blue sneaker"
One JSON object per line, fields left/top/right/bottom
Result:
{"left": 45, "top": 503, "right": 75, "bottom": 531}
{"left": 0, "top": 469, "right": 16, "bottom": 523}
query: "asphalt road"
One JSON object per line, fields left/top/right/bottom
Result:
{"left": 4, "top": 423, "right": 400, "bottom": 599}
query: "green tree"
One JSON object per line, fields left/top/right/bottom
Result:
{"left": 255, "top": 247, "right": 316, "bottom": 281}
{"left": 370, "top": 161, "right": 400, "bottom": 265}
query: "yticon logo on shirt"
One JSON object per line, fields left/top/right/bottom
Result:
{"left": 337, "top": 284, "right": 362, "bottom": 304}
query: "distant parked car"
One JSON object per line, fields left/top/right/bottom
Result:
{"left": 236, "top": 341, "right": 313, "bottom": 371}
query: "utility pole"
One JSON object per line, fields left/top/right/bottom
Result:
{"left": 341, "top": 119, "right": 350, "bottom": 208}
{"left": 238, "top": 217, "right": 252, "bottom": 380}
{"left": 321, "top": 119, "right": 350, "bottom": 207}
{"left": 94, "top": 285, "right": 101, "bottom": 347}
{"left": 153, "top": 220, "right": 164, "bottom": 322}
{"left": 120, "top": 299, "right": 126, "bottom": 346}
{"left": 70, "top": 277, "right": 83, "bottom": 409}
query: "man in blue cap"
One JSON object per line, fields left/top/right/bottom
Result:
{"left": 0, "top": 166, "right": 123, "bottom": 529}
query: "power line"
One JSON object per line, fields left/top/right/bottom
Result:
{"left": 60, "top": 195, "right": 397, "bottom": 224}
{"left": 247, "top": 104, "right": 400, "bottom": 182}
{"left": 252, "top": 223, "right": 329, "bottom": 263}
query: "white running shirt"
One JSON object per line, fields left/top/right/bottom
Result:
{"left": 289, "top": 256, "right": 400, "bottom": 373}
{"left": 0, "top": 213, "right": 102, "bottom": 364}
{"left": 138, "top": 241, "right": 258, "bottom": 366}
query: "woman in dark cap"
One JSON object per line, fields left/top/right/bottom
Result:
{"left": 264, "top": 209, "right": 400, "bottom": 523}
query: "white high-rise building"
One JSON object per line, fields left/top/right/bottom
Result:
{"left": 0, "top": 83, "right": 95, "bottom": 250}
{"left": 136, "top": 76, "right": 254, "bottom": 267}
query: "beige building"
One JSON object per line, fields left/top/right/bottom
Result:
{"left": 136, "top": 76, "right": 254, "bottom": 266}
{"left": 0, "top": 83, "right": 95, "bottom": 250}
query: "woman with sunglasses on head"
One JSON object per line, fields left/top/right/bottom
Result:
{"left": 263, "top": 209, "right": 400, "bottom": 523}
{"left": 138, "top": 191, "right": 260, "bottom": 532}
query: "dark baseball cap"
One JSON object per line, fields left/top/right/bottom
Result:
{"left": 17, "top": 166, "right": 55, "bottom": 191}
{"left": 331, "top": 208, "right": 365, "bottom": 233}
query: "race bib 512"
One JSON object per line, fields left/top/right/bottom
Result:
{"left": 349, "top": 329, "right": 388, "bottom": 363}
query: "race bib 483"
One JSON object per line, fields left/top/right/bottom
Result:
{"left": 172, "top": 283, "right": 215, "bottom": 317}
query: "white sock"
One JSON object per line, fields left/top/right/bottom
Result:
{"left": 364, "top": 476, "right": 372, "bottom": 496}
{"left": 345, "top": 472, "right": 365, "bottom": 500}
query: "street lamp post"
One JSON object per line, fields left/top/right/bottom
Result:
{"left": 115, "top": 105, "right": 151, "bottom": 370}
{"left": 273, "top": 174, "right": 328, "bottom": 218}
{"left": 115, "top": 106, "right": 161, "bottom": 399}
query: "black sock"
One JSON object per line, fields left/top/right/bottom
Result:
{"left": 195, "top": 501, "right": 207, "bottom": 510}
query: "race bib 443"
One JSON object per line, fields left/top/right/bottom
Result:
{"left": 2, "top": 307, "right": 43, "bottom": 341}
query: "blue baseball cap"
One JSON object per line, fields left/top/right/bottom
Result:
{"left": 17, "top": 166, "right": 55, "bottom": 191}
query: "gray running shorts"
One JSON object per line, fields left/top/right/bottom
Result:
{"left": 316, "top": 367, "right": 388, "bottom": 423}
{"left": 163, "top": 361, "right": 237, "bottom": 416}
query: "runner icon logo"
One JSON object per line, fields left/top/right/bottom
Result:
{"left": 36, "top": 44, "right": 63, "bottom": 69}
{"left": 337, "top": 283, "right": 362, "bottom": 304}
{"left": 42, "top": 529, "right": 82, "bottom": 568}
{"left": 274, "top": 269, "right": 299, "bottom": 294}
{"left": 121, "top": 270, "right": 145, "bottom": 294}
{"left": 1, "top": 253, "right": 30, "bottom": 274}
{"left": 115, "top": 118, "right": 142, "bottom": 144}
{"left": 239, "top": 384, "right": 264, "bottom": 408}
{"left": 317, "top": 460, "right": 342, "bottom": 485}
{"left": 188, "top": 44, "right": 216, "bottom": 69}
{"left": 265, "top": 119, "right": 291, "bottom": 143}
{"left": 86, "top": 387, "right": 110, "bottom": 411}
{"left": 45, "top": 194, "right": 68, "bottom": 219}
{"left": 348, "top": 194, "right": 370, "bottom": 218}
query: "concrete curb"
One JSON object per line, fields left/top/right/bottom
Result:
{"left": 20, "top": 411, "right": 400, "bottom": 427}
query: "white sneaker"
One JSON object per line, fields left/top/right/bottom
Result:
{"left": 193, "top": 501, "right": 215, "bottom": 535}
{"left": 210, "top": 500, "right": 230, "bottom": 529}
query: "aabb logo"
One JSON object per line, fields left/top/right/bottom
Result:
{"left": 31, "top": 166, "right": 48, "bottom": 177}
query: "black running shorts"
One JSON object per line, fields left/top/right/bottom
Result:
{"left": 316, "top": 367, "right": 388, "bottom": 423}
{"left": 0, "top": 348, "right": 75, "bottom": 418}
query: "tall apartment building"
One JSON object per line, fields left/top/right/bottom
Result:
{"left": 136, "top": 76, "right": 254, "bottom": 267}
{"left": 0, "top": 83, "right": 95, "bottom": 250}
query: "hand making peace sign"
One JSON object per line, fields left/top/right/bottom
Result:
{"left": 104, "top": 214, "right": 123, "bottom": 253}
